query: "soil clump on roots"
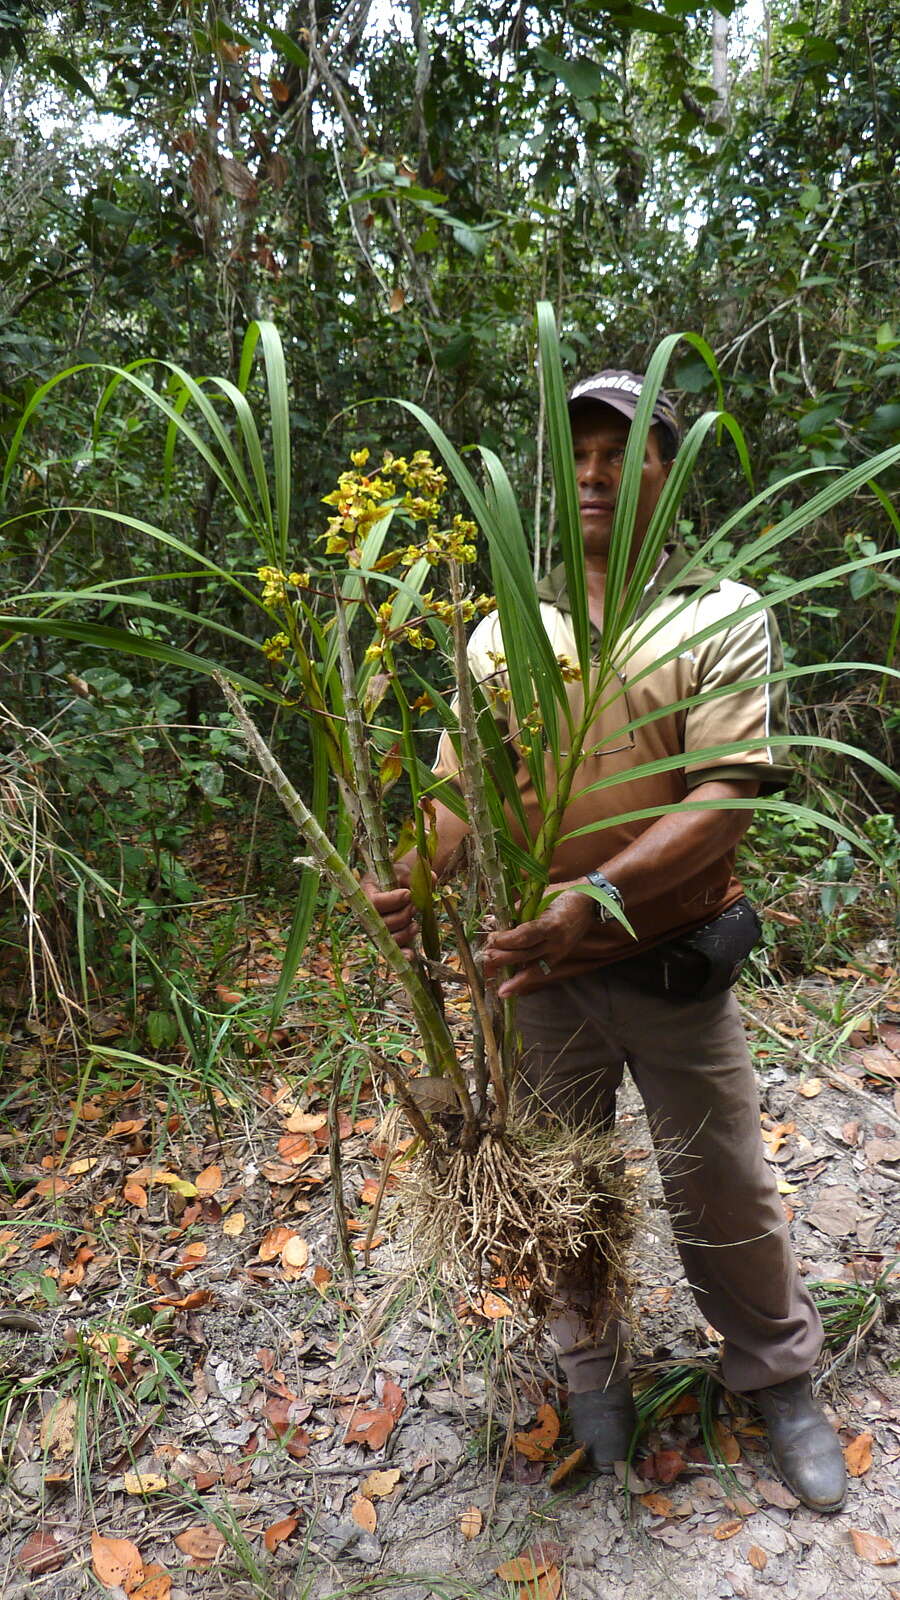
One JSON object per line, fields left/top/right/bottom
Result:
{"left": 403, "top": 1111, "right": 639, "bottom": 1325}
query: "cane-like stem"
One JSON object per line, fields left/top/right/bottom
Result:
{"left": 215, "top": 672, "right": 476, "bottom": 1125}
{"left": 449, "top": 562, "right": 512, "bottom": 930}
{"left": 332, "top": 584, "right": 394, "bottom": 889}
{"left": 441, "top": 891, "right": 505, "bottom": 1123}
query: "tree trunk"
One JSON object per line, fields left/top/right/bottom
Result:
{"left": 711, "top": 10, "right": 729, "bottom": 128}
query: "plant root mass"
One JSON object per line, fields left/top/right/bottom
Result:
{"left": 404, "top": 1115, "right": 638, "bottom": 1323}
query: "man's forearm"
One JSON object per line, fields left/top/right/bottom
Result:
{"left": 585, "top": 779, "right": 759, "bottom": 909}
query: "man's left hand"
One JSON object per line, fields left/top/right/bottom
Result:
{"left": 483, "top": 884, "right": 595, "bottom": 999}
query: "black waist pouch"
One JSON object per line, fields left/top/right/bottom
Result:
{"left": 613, "top": 897, "right": 762, "bottom": 1004}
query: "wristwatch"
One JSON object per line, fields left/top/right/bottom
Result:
{"left": 585, "top": 869, "right": 625, "bottom": 923}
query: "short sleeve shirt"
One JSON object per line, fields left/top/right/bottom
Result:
{"left": 432, "top": 545, "right": 790, "bottom": 980}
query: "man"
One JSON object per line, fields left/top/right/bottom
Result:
{"left": 363, "top": 372, "right": 847, "bottom": 1513}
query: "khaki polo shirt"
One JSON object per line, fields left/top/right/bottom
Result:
{"left": 433, "top": 545, "right": 790, "bottom": 983}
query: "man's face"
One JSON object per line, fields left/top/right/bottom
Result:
{"left": 571, "top": 403, "right": 672, "bottom": 560}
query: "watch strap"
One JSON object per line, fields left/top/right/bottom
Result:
{"left": 585, "top": 869, "right": 624, "bottom": 922}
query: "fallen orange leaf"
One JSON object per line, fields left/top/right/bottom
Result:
{"left": 639, "top": 1491, "right": 675, "bottom": 1517}
{"left": 548, "top": 1445, "right": 587, "bottom": 1486}
{"left": 849, "top": 1528, "right": 896, "bottom": 1565}
{"left": 259, "top": 1159, "right": 299, "bottom": 1184}
{"left": 748, "top": 1545, "right": 768, "bottom": 1571}
{"left": 195, "top": 1164, "right": 223, "bottom": 1196}
{"left": 343, "top": 1407, "right": 395, "bottom": 1451}
{"left": 382, "top": 1378, "right": 406, "bottom": 1420}
{"left": 280, "top": 1235, "right": 309, "bottom": 1273}
{"left": 361, "top": 1468, "right": 401, "bottom": 1498}
{"left": 519, "top": 1566, "right": 562, "bottom": 1600}
{"left": 660, "top": 1392, "right": 699, "bottom": 1417}
{"left": 264, "top": 1396, "right": 311, "bottom": 1459}
{"left": 351, "top": 1496, "right": 377, "bottom": 1533}
{"left": 496, "top": 1543, "right": 564, "bottom": 1584}
{"left": 514, "top": 1402, "right": 560, "bottom": 1461}
{"left": 277, "top": 1133, "right": 314, "bottom": 1164}
{"left": 712, "top": 1518, "right": 744, "bottom": 1540}
{"left": 283, "top": 1111, "right": 328, "bottom": 1134}
{"left": 21, "top": 1176, "right": 70, "bottom": 1202}
{"left": 123, "top": 1183, "right": 148, "bottom": 1209}
{"left": 90, "top": 1531, "right": 144, "bottom": 1590}
{"left": 258, "top": 1225, "right": 294, "bottom": 1261}
{"left": 222, "top": 1211, "right": 246, "bottom": 1237}
{"left": 263, "top": 1515, "right": 299, "bottom": 1553}
{"left": 480, "top": 1290, "right": 511, "bottom": 1318}
{"left": 646, "top": 1448, "right": 687, "bottom": 1484}
{"left": 844, "top": 1431, "right": 874, "bottom": 1477}
{"left": 153, "top": 1288, "right": 212, "bottom": 1310}
{"left": 173, "top": 1524, "right": 226, "bottom": 1568}
{"left": 131, "top": 1566, "right": 172, "bottom": 1600}
{"left": 460, "top": 1506, "right": 483, "bottom": 1540}
{"left": 215, "top": 986, "right": 243, "bottom": 1005}
{"left": 712, "top": 1419, "right": 741, "bottom": 1464}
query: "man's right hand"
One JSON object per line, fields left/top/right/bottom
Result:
{"left": 360, "top": 862, "right": 418, "bottom": 951}
{"left": 360, "top": 798, "right": 469, "bottom": 954}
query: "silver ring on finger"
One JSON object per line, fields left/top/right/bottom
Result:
{"left": 537, "top": 959, "right": 552, "bottom": 976}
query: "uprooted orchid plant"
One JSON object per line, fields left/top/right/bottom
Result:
{"left": 3, "top": 306, "right": 898, "bottom": 1315}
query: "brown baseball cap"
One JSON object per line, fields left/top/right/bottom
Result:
{"left": 568, "top": 369, "right": 680, "bottom": 452}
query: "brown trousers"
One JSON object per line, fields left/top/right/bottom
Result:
{"left": 516, "top": 967, "right": 823, "bottom": 1394}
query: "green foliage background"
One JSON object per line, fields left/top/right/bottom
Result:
{"left": 1, "top": 0, "right": 898, "bottom": 1016}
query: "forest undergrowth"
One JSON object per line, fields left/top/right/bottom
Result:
{"left": 1, "top": 810, "right": 898, "bottom": 1600}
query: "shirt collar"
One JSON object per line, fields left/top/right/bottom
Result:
{"left": 536, "top": 543, "right": 721, "bottom": 622}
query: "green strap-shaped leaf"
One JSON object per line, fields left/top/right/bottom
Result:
{"left": 0, "top": 616, "right": 278, "bottom": 700}
{"left": 559, "top": 794, "right": 886, "bottom": 868}
{"left": 625, "top": 444, "right": 900, "bottom": 672}
{"left": 602, "top": 332, "right": 727, "bottom": 648}
{"left": 479, "top": 443, "right": 566, "bottom": 763}
{"left": 575, "top": 659, "right": 899, "bottom": 756}
{"left": 239, "top": 322, "right": 292, "bottom": 567}
{"left": 1, "top": 506, "right": 261, "bottom": 608}
{"left": 390, "top": 400, "right": 568, "bottom": 729}
{"left": 618, "top": 408, "right": 748, "bottom": 631}
{"left": 537, "top": 301, "right": 591, "bottom": 682}
{"left": 613, "top": 546, "right": 900, "bottom": 699}
{"left": 21, "top": 587, "right": 260, "bottom": 651}
{"left": 568, "top": 732, "right": 897, "bottom": 812}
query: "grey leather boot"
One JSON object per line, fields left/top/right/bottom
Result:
{"left": 568, "top": 1380, "right": 639, "bottom": 1472}
{"left": 750, "top": 1374, "right": 847, "bottom": 1512}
